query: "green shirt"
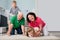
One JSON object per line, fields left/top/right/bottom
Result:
{"left": 10, "top": 16, "right": 25, "bottom": 28}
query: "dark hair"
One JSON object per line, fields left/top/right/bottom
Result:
{"left": 12, "top": 1, "right": 16, "bottom": 4}
{"left": 26, "top": 12, "right": 36, "bottom": 22}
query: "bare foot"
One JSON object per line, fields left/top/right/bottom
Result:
{"left": 6, "top": 32, "right": 11, "bottom": 36}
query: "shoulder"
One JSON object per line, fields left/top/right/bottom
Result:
{"left": 36, "top": 17, "right": 46, "bottom": 25}
{"left": 35, "top": 17, "right": 44, "bottom": 23}
{"left": 16, "top": 6, "right": 21, "bottom": 11}
{"left": 36, "top": 17, "right": 42, "bottom": 21}
{"left": 20, "top": 17, "right": 25, "bottom": 21}
{"left": 16, "top": 6, "right": 19, "bottom": 9}
{"left": 21, "top": 17, "right": 25, "bottom": 19}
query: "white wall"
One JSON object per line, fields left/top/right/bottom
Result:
{"left": 0, "top": 0, "right": 7, "bottom": 9}
{"left": 0, "top": 0, "right": 35, "bottom": 20}
{"left": 5, "top": 0, "right": 35, "bottom": 20}
{"left": 36, "top": 0, "right": 60, "bottom": 31}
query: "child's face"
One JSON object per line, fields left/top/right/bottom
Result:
{"left": 27, "top": 27, "right": 35, "bottom": 37}
{"left": 12, "top": 2, "right": 16, "bottom": 8}
{"left": 28, "top": 15, "right": 35, "bottom": 22}
{"left": 28, "top": 31, "right": 34, "bottom": 37}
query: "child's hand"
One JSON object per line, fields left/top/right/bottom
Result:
{"left": 34, "top": 27, "right": 40, "bottom": 32}
{"left": 34, "top": 30, "right": 41, "bottom": 37}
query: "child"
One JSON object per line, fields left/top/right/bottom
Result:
{"left": 10, "top": 1, "right": 21, "bottom": 15}
{"left": 26, "top": 27, "right": 35, "bottom": 37}
{"left": 7, "top": 1, "right": 21, "bottom": 34}
{"left": 26, "top": 27, "right": 42, "bottom": 37}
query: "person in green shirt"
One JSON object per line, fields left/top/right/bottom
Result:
{"left": 7, "top": 12, "right": 25, "bottom": 36}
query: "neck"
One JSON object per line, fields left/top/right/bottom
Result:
{"left": 13, "top": 6, "right": 17, "bottom": 8}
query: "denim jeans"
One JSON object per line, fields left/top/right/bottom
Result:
{"left": 10, "top": 27, "right": 22, "bottom": 35}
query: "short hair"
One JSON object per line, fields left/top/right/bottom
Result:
{"left": 26, "top": 12, "right": 36, "bottom": 22}
{"left": 12, "top": 1, "right": 16, "bottom": 4}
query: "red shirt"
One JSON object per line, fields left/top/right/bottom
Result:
{"left": 28, "top": 17, "right": 45, "bottom": 29}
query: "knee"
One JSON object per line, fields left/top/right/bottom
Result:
{"left": 10, "top": 24, "right": 13, "bottom": 27}
{"left": 8, "top": 21, "right": 11, "bottom": 25}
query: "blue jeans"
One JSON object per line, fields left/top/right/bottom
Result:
{"left": 10, "top": 27, "right": 22, "bottom": 35}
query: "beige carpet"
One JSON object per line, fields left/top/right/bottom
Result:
{"left": 0, "top": 34, "right": 60, "bottom": 40}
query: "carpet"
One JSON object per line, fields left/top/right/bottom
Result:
{"left": 0, "top": 34, "right": 60, "bottom": 40}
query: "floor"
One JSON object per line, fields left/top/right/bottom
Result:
{"left": 0, "top": 31, "right": 60, "bottom": 40}
{"left": 49, "top": 31, "right": 60, "bottom": 37}
{"left": 0, "top": 27, "right": 60, "bottom": 40}
{"left": 0, "top": 34, "right": 60, "bottom": 40}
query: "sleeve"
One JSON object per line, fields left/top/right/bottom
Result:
{"left": 10, "top": 8, "right": 12, "bottom": 13}
{"left": 38, "top": 17, "right": 46, "bottom": 28}
{"left": 17, "top": 7, "right": 21, "bottom": 12}
{"left": 21, "top": 18, "right": 25, "bottom": 25}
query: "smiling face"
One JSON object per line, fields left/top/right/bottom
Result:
{"left": 28, "top": 15, "right": 35, "bottom": 22}
{"left": 17, "top": 12, "right": 23, "bottom": 20}
{"left": 27, "top": 12, "right": 36, "bottom": 22}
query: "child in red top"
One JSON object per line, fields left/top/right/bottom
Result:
{"left": 26, "top": 12, "right": 45, "bottom": 37}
